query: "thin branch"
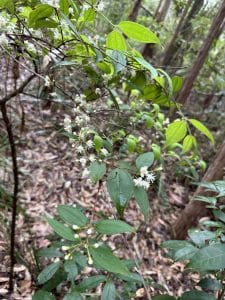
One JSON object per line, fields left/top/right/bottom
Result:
{"left": 1, "top": 103, "right": 19, "bottom": 292}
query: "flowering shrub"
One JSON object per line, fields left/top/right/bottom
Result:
{"left": 0, "top": 0, "right": 215, "bottom": 298}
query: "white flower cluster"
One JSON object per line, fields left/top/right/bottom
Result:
{"left": 134, "top": 166, "right": 156, "bottom": 190}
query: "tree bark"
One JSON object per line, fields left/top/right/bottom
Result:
{"left": 160, "top": 0, "right": 193, "bottom": 66}
{"left": 142, "top": 0, "right": 172, "bottom": 58}
{"left": 128, "top": 0, "right": 143, "bottom": 21}
{"left": 176, "top": 0, "right": 225, "bottom": 104}
{"left": 172, "top": 139, "right": 225, "bottom": 239}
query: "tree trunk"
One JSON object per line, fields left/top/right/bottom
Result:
{"left": 128, "top": 0, "right": 143, "bottom": 21}
{"left": 142, "top": 0, "right": 172, "bottom": 58}
{"left": 160, "top": 0, "right": 192, "bottom": 66}
{"left": 176, "top": 0, "right": 225, "bottom": 104}
{"left": 172, "top": 139, "right": 225, "bottom": 239}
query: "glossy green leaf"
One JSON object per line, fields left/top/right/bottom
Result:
{"left": 182, "top": 135, "right": 196, "bottom": 153}
{"left": 33, "top": 290, "right": 56, "bottom": 300}
{"left": 213, "top": 209, "right": 225, "bottom": 223}
{"left": 94, "top": 135, "right": 103, "bottom": 152}
{"left": 133, "top": 186, "right": 149, "bottom": 221}
{"left": 187, "top": 243, "right": 225, "bottom": 271}
{"left": 77, "top": 275, "right": 106, "bottom": 291}
{"left": 101, "top": 281, "right": 116, "bottom": 300}
{"left": 89, "top": 246, "right": 130, "bottom": 276}
{"left": 118, "top": 21, "right": 160, "bottom": 43}
{"left": 189, "top": 119, "right": 214, "bottom": 144}
{"left": 136, "top": 152, "right": 154, "bottom": 169}
{"left": 47, "top": 218, "right": 76, "bottom": 241}
{"left": 107, "top": 168, "right": 134, "bottom": 209}
{"left": 161, "top": 240, "right": 193, "bottom": 250}
{"left": 37, "top": 262, "right": 60, "bottom": 285}
{"left": 95, "top": 219, "right": 134, "bottom": 234}
{"left": 106, "top": 30, "right": 127, "bottom": 51}
{"left": 57, "top": 205, "right": 88, "bottom": 227}
{"left": 166, "top": 120, "right": 187, "bottom": 146}
{"left": 89, "top": 161, "right": 106, "bottom": 184}
{"left": 180, "top": 290, "right": 216, "bottom": 300}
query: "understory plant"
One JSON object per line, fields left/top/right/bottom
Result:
{"left": 0, "top": 0, "right": 216, "bottom": 299}
{"left": 159, "top": 180, "right": 225, "bottom": 300}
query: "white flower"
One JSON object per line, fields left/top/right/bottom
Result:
{"left": 86, "top": 228, "right": 93, "bottom": 235}
{"left": 96, "top": 1, "right": 105, "bottom": 11}
{"left": 62, "top": 245, "right": 70, "bottom": 251}
{"left": 0, "top": 33, "right": 8, "bottom": 46}
{"left": 89, "top": 154, "right": 96, "bottom": 162}
{"left": 64, "top": 115, "right": 72, "bottom": 132}
{"left": 86, "top": 140, "right": 93, "bottom": 149}
{"left": 134, "top": 177, "right": 150, "bottom": 190}
{"left": 79, "top": 157, "right": 87, "bottom": 167}
{"left": 68, "top": 7, "right": 74, "bottom": 14}
{"left": 72, "top": 225, "right": 79, "bottom": 230}
{"left": 140, "top": 166, "right": 148, "bottom": 177}
{"left": 0, "top": 16, "right": 8, "bottom": 28}
{"left": 77, "top": 145, "right": 84, "bottom": 153}
{"left": 44, "top": 75, "right": 51, "bottom": 87}
{"left": 95, "top": 88, "right": 101, "bottom": 95}
{"left": 146, "top": 172, "right": 156, "bottom": 183}
{"left": 101, "top": 148, "right": 109, "bottom": 156}
{"left": 74, "top": 234, "right": 79, "bottom": 239}
{"left": 82, "top": 168, "right": 90, "bottom": 178}
{"left": 94, "top": 243, "right": 100, "bottom": 248}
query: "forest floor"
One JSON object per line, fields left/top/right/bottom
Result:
{"left": 0, "top": 98, "right": 201, "bottom": 300}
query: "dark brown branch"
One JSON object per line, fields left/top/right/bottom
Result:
{"left": 0, "top": 75, "right": 35, "bottom": 105}
{"left": 1, "top": 103, "right": 19, "bottom": 292}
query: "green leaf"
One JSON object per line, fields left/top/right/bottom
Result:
{"left": 89, "top": 246, "right": 130, "bottom": 276}
{"left": 101, "top": 281, "right": 116, "bottom": 300}
{"left": 63, "top": 291, "right": 83, "bottom": 300}
{"left": 108, "top": 50, "right": 127, "bottom": 73}
{"left": 187, "top": 243, "right": 225, "bottom": 271}
{"left": 198, "top": 278, "right": 222, "bottom": 291}
{"left": 64, "top": 260, "right": 78, "bottom": 282}
{"left": 57, "top": 205, "right": 88, "bottom": 227}
{"left": 180, "top": 290, "right": 216, "bottom": 300}
{"left": 118, "top": 21, "right": 160, "bottom": 43}
{"left": 172, "top": 76, "right": 183, "bottom": 93}
{"left": 106, "top": 30, "right": 127, "bottom": 51}
{"left": 77, "top": 275, "right": 106, "bottom": 291}
{"left": 133, "top": 56, "right": 158, "bottom": 79}
{"left": 47, "top": 218, "right": 76, "bottom": 241}
{"left": 172, "top": 245, "right": 198, "bottom": 261}
{"left": 94, "top": 135, "right": 103, "bottom": 152}
{"left": 166, "top": 120, "right": 187, "bottom": 146}
{"left": 33, "top": 290, "right": 56, "bottom": 300}
{"left": 107, "top": 168, "right": 134, "bottom": 212}
{"left": 182, "top": 135, "right": 196, "bottom": 153}
{"left": 37, "top": 262, "right": 60, "bottom": 285}
{"left": 89, "top": 161, "right": 106, "bottom": 184}
{"left": 28, "top": 4, "right": 54, "bottom": 28}
{"left": 136, "top": 152, "right": 154, "bottom": 169}
{"left": 194, "top": 196, "right": 217, "bottom": 206}
{"left": 213, "top": 209, "right": 225, "bottom": 223}
{"left": 95, "top": 219, "right": 134, "bottom": 234}
{"left": 42, "top": 269, "right": 66, "bottom": 292}
{"left": 161, "top": 240, "right": 193, "bottom": 250}
{"left": 188, "top": 119, "right": 215, "bottom": 144}
{"left": 188, "top": 229, "right": 216, "bottom": 247}
{"left": 153, "top": 296, "right": 176, "bottom": 300}
{"left": 83, "top": 8, "right": 96, "bottom": 22}
{"left": 37, "top": 247, "right": 63, "bottom": 258}
{"left": 133, "top": 186, "right": 149, "bottom": 221}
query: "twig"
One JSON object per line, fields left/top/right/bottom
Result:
{"left": 0, "top": 103, "right": 19, "bottom": 292}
